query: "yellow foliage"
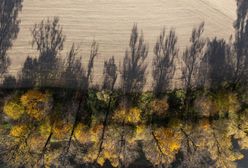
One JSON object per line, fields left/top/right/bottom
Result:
{"left": 10, "top": 124, "right": 29, "bottom": 137}
{"left": 112, "top": 109, "right": 125, "bottom": 122}
{"left": 227, "top": 93, "right": 240, "bottom": 114}
{"left": 96, "top": 126, "right": 120, "bottom": 167}
{"left": 198, "top": 119, "right": 210, "bottom": 131}
{"left": 112, "top": 107, "right": 142, "bottom": 124}
{"left": 90, "top": 124, "right": 103, "bottom": 142}
{"left": 133, "top": 124, "right": 147, "bottom": 141}
{"left": 154, "top": 127, "right": 182, "bottom": 155}
{"left": 214, "top": 92, "right": 240, "bottom": 116}
{"left": 74, "top": 123, "right": 90, "bottom": 144}
{"left": 150, "top": 98, "right": 169, "bottom": 116}
{"left": 39, "top": 120, "right": 52, "bottom": 137}
{"left": 97, "top": 157, "right": 105, "bottom": 166}
{"left": 3, "top": 100, "right": 25, "bottom": 120}
{"left": 98, "top": 144, "right": 119, "bottom": 167}
{"left": 53, "top": 120, "right": 72, "bottom": 139}
{"left": 127, "top": 108, "right": 142, "bottom": 124}
{"left": 136, "top": 125, "right": 145, "bottom": 135}
{"left": 75, "top": 123, "right": 103, "bottom": 144}
{"left": 20, "top": 90, "right": 51, "bottom": 120}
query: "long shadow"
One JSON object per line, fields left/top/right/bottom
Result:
{"left": 153, "top": 28, "right": 178, "bottom": 97}
{"left": 0, "top": 0, "right": 23, "bottom": 76}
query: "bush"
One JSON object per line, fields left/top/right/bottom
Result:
{"left": 3, "top": 100, "right": 25, "bottom": 120}
{"left": 39, "top": 120, "right": 52, "bottom": 137}
{"left": 21, "top": 90, "right": 52, "bottom": 120}
{"left": 168, "top": 89, "right": 186, "bottom": 112}
{"left": 74, "top": 123, "right": 90, "bottom": 144}
{"left": 212, "top": 91, "right": 240, "bottom": 117}
{"left": 112, "top": 107, "right": 142, "bottom": 125}
{"left": 193, "top": 95, "right": 217, "bottom": 117}
{"left": 10, "top": 124, "right": 29, "bottom": 137}
{"left": 150, "top": 97, "right": 169, "bottom": 117}
{"left": 53, "top": 120, "right": 72, "bottom": 139}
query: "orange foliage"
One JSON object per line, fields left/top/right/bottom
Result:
{"left": 10, "top": 124, "right": 29, "bottom": 138}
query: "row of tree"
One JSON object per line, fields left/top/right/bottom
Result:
{"left": 1, "top": 89, "right": 247, "bottom": 168}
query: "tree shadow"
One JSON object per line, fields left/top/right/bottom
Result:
{"left": 31, "top": 17, "right": 65, "bottom": 87}
{"left": 181, "top": 22, "right": 206, "bottom": 115}
{"left": 203, "top": 38, "right": 232, "bottom": 89}
{"left": 18, "top": 56, "right": 37, "bottom": 88}
{"left": 121, "top": 24, "right": 148, "bottom": 96}
{"left": 2, "top": 75, "right": 16, "bottom": 89}
{"left": 61, "top": 43, "right": 85, "bottom": 89}
{"left": 102, "top": 56, "right": 117, "bottom": 91}
{"left": 232, "top": 0, "right": 248, "bottom": 88}
{"left": 153, "top": 28, "right": 178, "bottom": 97}
{"left": 0, "top": 0, "right": 23, "bottom": 76}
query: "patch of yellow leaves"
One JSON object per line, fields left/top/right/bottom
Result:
{"left": 3, "top": 100, "right": 25, "bottom": 120}
{"left": 154, "top": 127, "right": 182, "bottom": 155}
{"left": 53, "top": 120, "right": 72, "bottom": 139}
{"left": 21, "top": 90, "right": 51, "bottom": 120}
{"left": 74, "top": 123, "right": 90, "bottom": 144}
{"left": 112, "top": 107, "right": 142, "bottom": 124}
{"left": 10, "top": 124, "right": 29, "bottom": 137}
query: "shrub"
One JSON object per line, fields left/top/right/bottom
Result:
{"left": 150, "top": 97, "right": 169, "bottom": 117}
{"left": 10, "top": 124, "right": 29, "bottom": 137}
{"left": 74, "top": 123, "right": 90, "bottom": 144}
{"left": 39, "top": 120, "right": 52, "bottom": 137}
{"left": 28, "top": 135, "right": 46, "bottom": 151}
{"left": 3, "top": 100, "right": 25, "bottom": 120}
{"left": 168, "top": 89, "right": 186, "bottom": 112}
{"left": 193, "top": 95, "right": 217, "bottom": 117}
{"left": 21, "top": 90, "right": 52, "bottom": 120}
{"left": 52, "top": 120, "right": 72, "bottom": 139}
{"left": 213, "top": 92, "right": 240, "bottom": 117}
{"left": 112, "top": 107, "right": 142, "bottom": 125}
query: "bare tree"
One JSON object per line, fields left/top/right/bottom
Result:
{"left": 153, "top": 28, "right": 178, "bottom": 96}
{"left": 18, "top": 56, "right": 38, "bottom": 88}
